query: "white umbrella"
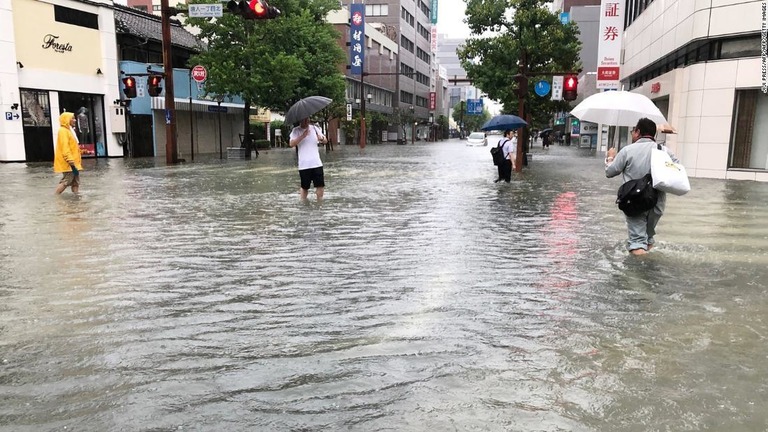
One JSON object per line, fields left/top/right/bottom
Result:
{"left": 570, "top": 91, "right": 667, "bottom": 127}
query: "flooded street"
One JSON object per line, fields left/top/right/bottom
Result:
{"left": 1, "top": 141, "right": 767, "bottom": 431}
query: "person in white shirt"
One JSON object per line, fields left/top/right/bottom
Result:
{"left": 495, "top": 129, "right": 517, "bottom": 183}
{"left": 289, "top": 118, "right": 327, "bottom": 200}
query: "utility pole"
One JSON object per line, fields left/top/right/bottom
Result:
{"left": 515, "top": 49, "right": 527, "bottom": 173}
{"left": 359, "top": 61, "right": 366, "bottom": 149}
{"left": 161, "top": 0, "right": 178, "bottom": 164}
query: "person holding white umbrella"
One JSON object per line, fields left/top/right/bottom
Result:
{"left": 605, "top": 118, "right": 680, "bottom": 255}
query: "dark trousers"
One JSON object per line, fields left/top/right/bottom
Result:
{"left": 497, "top": 160, "right": 512, "bottom": 182}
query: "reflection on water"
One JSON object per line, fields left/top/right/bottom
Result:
{"left": 1, "top": 144, "right": 767, "bottom": 431}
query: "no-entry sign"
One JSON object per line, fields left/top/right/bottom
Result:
{"left": 191, "top": 65, "right": 207, "bottom": 83}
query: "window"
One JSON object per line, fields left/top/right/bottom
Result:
{"left": 135, "top": 5, "right": 148, "bottom": 12}
{"left": 54, "top": 5, "right": 99, "bottom": 30}
{"left": 401, "top": 36, "right": 414, "bottom": 53}
{"left": 366, "top": 4, "right": 388, "bottom": 16}
{"left": 730, "top": 90, "right": 768, "bottom": 170}
{"left": 153, "top": 5, "right": 162, "bottom": 11}
{"left": 400, "top": 91, "right": 413, "bottom": 104}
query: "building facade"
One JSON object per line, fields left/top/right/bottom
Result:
{"left": 0, "top": 0, "right": 123, "bottom": 162}
{"left": 621, "top": 0, "right": 767, "bottom": 181}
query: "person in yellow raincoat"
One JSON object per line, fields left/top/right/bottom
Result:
{"left": 54, "top": 112, "right": 83, "bottom": 194}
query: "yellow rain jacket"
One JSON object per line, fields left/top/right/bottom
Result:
{"left": 53, "top": 112, "right": 83, "bottom": 173}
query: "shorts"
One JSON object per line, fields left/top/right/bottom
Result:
{"left": 59, "top": 172, "right": 80, "bottom": 188}
{"left": 299, "top": 166, "right": 325, "bottom": 190}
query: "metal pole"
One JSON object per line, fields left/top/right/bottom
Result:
{"left": 359, "top": 67, "right": 366, "bottom": 149}
{"left": 516, "top": 49, "right": 527, "bottom": 173}
{"left": 189, "top": 69, "right": 194, "bottom": 161}
{"left": 161, "top": 0, "right": 177, "bottom": 164}
{"left": 218, "top": 101, "right": 223, "bottom": 159}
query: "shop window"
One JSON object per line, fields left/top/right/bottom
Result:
{"left": 20, "top": 89, "right": 54, "bottom": 162}
{"left": 58, "top": 92, "right": 107, "bottom": 158}
{"left": 730, "top": 90, "right": 768, "bottom": 170}
{"left": 54, "top": 5, "right": 98, "bottom": 30}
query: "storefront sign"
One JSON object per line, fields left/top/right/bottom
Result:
{"left": 431, "top": 26, "right": 438, "bottom": 53}
{"left": 42, "top": 34, "right": 73, "bottom": 53}
{"left": 346, "top": 103, "right": 352, "bottom": 121}
{"left": 349, "top": 4, "right": 365, "bottom": 76}
{"left": 597, "top": 1, "right": 624, "bottom": 89}
{"left": 429, "top": 92, "right": 436, "bottom": 110}
{"left": 430, "top": 0, "right": 438, "bottom": 24}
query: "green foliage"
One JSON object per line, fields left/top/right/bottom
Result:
{"left": 452, "top": 104, "right": 491, "bottom": 132}
{"left": 253, "top": 139, "right": 271, "bottom": 149}
{"left": 458, "top": 0, "right": 582, "bottom": 128}
{"left": 436, "top": 115, "right": 449, "bottom": 139}
{"left": 186, "top": 0, "right": 347, "bottom": 113}
{"left": 367, "top": 112, "right": 388, "bottom": 144}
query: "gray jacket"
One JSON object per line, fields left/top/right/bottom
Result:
{"left": 606, "top": 138, "right": 679, "bottom": 214}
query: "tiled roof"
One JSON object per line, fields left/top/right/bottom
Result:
{"left": 113, "top": 4, "right": 205, "bottom": 52}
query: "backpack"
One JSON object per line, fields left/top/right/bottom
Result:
{"left": 616, "top": 173, "right": 658, "bottom": 217}
{"left": 490, "top": 139, "right": 508, "bottom": 166}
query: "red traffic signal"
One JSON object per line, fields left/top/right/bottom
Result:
{"left": 122, "top": 77, "right": 137, "bottom": 99}
{"left": 148, "top": 75, "right": 163, "bottom": 97}
{"left": 563, "top": 75, "right": 578, "bottom": 101}
{"left": 227, "top": 0, "right": 280, "bottom": 19}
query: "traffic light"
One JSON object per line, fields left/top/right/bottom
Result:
{"left": 122, "top": 77, "right": 137, "bottom": 99}
{"left": 563, "top": 75, "right": 578, "bottom": 101}
{"left": 148, "top": 75, "right": 163, "bottom": 97}
{"left": 226, "top": 0, "right": 280, "bottom": 19}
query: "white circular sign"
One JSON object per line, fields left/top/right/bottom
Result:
{"left": 191, "top": 65, "right": 207, "bottom": 83}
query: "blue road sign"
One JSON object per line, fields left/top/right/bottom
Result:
{"left": 466, "top": 99, "right": 483, "bottom": 114}
{"left": 559, "top": 12, "right": 570, "bottom": 24}
{"left": 5, "top": 112, "right": 11, "bottom": 121}
{"left": 534, "top": 80, "right": 551, "bottom": 97}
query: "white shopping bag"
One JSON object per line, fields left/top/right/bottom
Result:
{"left": 651, "top": 145, "right": 690, "bottom": 196}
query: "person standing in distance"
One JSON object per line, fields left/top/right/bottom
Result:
{"left": 605, "top": 117, "right": 679, "bottom": 255}
{"left": 53, "top": 112, "right": 83, "bottom": 195}
{"left": 289, "top": 117, "right": 327, "bottom": 200}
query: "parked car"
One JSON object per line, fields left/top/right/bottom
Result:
{"left": 466, "top": 132, "right": 487, "bottom": 147}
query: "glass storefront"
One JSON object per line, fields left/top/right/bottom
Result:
{"left": 58, "top": 92, "right": 107, "bottom": 158}
{"left": 20, "top": 89, "right": 53, "bottom": 162}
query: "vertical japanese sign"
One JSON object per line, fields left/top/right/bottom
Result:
{"left": 430, "top": 0, "right": 438, "bottom": 24}
{"left": 431, "top": 26, "right": 438, "bottom": 53}
{"left": 349, "top": 3, "right": 365, "bottom": 76}
{"left": 551, "top": 75, "right": 564, "bottom": 101}
{"left": 597, "top": 1, "right": 624, "bottom": 89}
{"left": 429, "top": 92, "right": 436, "bottom": 110}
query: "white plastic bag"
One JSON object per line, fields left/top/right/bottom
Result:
{"left": 651, "top": 145, "right": 690, "bottom": 196}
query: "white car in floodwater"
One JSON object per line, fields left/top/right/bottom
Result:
{"left": 466, "top": 132, "right": 487, "bottom": 147}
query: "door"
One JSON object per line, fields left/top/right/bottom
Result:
{"left": 20, "top": 89, "right": 54, "bottom": 162}
{"left": 129, "top": 115, "right": 154, "bottom": 157}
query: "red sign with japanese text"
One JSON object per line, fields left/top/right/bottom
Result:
{"left": 429, "top": 92, "right": 436, "bottom": 110}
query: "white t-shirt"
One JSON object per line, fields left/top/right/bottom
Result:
{"left": 498, "top": 136, "right": 517, "bottom": 159}
{"left": 289, "top": 124, "right": 323, "bottom": 170}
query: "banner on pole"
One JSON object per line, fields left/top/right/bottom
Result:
{"left": 349, "top": 4, "right": 365, "bottom": 76}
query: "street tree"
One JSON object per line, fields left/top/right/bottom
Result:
{"left": 186, "top": 0, "right": 346, "bottom": 152}
{"left": 457, "top": 0, "right": 581, "bottom": 129}
{"left": 452, "top": 105, "right": 491, "bottom": 133}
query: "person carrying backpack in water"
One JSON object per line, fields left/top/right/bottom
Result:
{"left": 494, "top": 130, "right": 516, "bottom": 183}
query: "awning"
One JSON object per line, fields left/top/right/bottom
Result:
{"left": 151, "top": 97, "right": 245, "bottom": 114}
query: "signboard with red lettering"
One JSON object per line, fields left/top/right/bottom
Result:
{"left": 429, "top": 92, "right": 436, "bottom": 110}
{"left": 596, "top": 1, "right": 624, "bottom": 89}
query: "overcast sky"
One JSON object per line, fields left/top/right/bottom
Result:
{"left": 436, "top": 0, "right": 471, "bottom": 38}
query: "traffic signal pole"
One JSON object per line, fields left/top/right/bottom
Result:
{"left": 161, "top": 0, "right": 178, "bottom": 164}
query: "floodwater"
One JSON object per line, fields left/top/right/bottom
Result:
{"left": 1, "top": 141, "right": 767, "bottom": 431}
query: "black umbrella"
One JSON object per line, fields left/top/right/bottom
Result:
{"left": 480, "top": 114, "right": 527, "bottom": 131}
{"left": 285, "top": 96, "right": 332, "bottom": 125}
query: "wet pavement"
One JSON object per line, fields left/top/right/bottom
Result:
{"left": 1, "top": 140, "right": 767, "bottom": 431}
